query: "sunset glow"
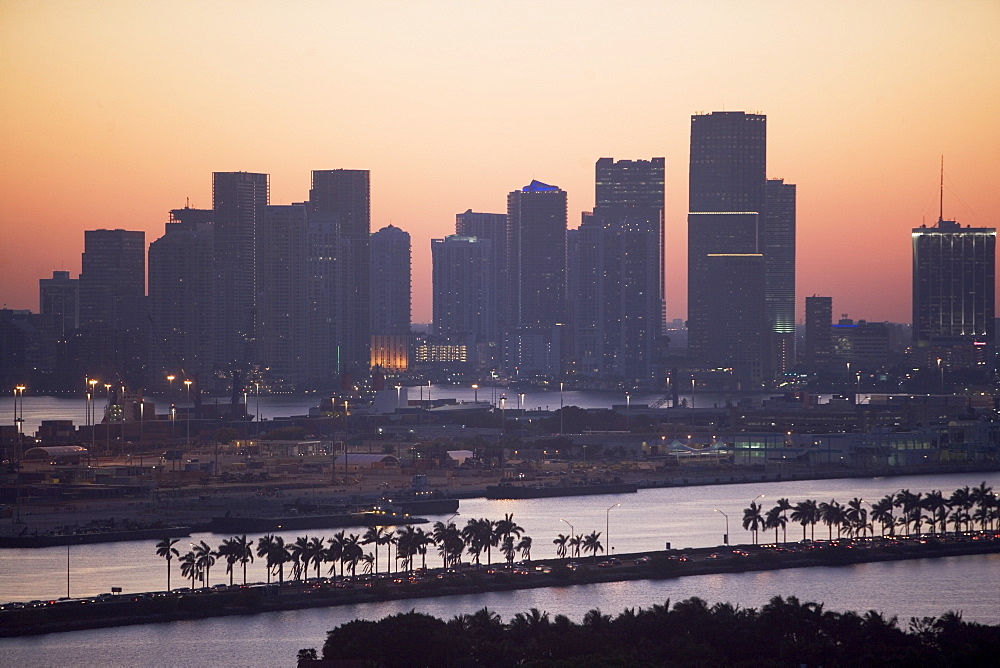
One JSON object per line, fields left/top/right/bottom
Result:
{"left": 2, "top": 0, "right": 998, "bottom": 323}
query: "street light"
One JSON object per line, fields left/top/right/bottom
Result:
{"left": 606, "top": 503, "right": 621, "bottom": 553}
{"left": 103, "top": 383, "right": 112, "bottom": 457}
{"left": 625, "top": 392, "right": 630, "bottom": 432}
{"left": 690, "top": 377, "right": 696, "bottom": 409}
{"left": 184, "top": 380, "right": 192, "bottom": 448}
{"left": 713, "top": 508, "right": 730, "bottom": 545}
{"left": 500, "top": 395, "right": 506, "bottom": 435}
{"left": 560, "top": 518, "right": 574, "bottom": 536}
{"left": 471, "top": 384, "right": 479, "bottom": 403}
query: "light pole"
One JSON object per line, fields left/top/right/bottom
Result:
{"left": 713, "top": 508, "right": 729, "bottom": 545}
{"left": 166, "top": 375, "right": 176, "bottom": 446}
{"left": 395, "top": 384, "right": 402, "bottom": 411}
{"left": 625, "top": 392, "right": 630, "bottom": 432}
{"left": 606, "top": 503, "right": 620, "bottom": 553}
{"left": 13, "top": 384, "right": 26, "bottom": 458}
{"left": 184, "top": 380, "right": 192, "bottom": 448}
{"left": 104, "top": 383, "right": 111, "bottom": 457}
{"left": 255, "top": 381, "right": 261, "bottom": 437}
{"left": 936, "top": 357, "right": 944, "bottom": 395}
{"left": 690, "top": 377, "right": 696, "bottom": 409}
{"left": 560, "top": 518, "right": 574, "bottom": 539}
{"left": 471, "top": 384, "right": 478, "bottom": 403}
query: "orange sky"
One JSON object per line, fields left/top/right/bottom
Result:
{"left": 2, "top": 0, "right": 998, "bottom": 325}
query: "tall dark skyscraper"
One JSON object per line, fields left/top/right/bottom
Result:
{"left": 688, "top": 111, "right": 767, "bottom": 383}
{"left": 455, "top": 210, "right": 506, "bottom": 364}
{"left": 78, "top": 228, "right": 147, "bottom": 387}
{"left": 308, "top": 169, "right": 371, "bottom": 378}
{"left": 258, "top": 204, "right": 308, "bottom": 389}
{"left": 703, "top": 254, "right": 765, "bottom": 385}
{"left": 212, "top": 172, "right": 269, "bottom": 374}
{"left": 148, "top": 207, "right": 214, "bottom": 386}
{"left": 912, "top": 216, "right": 995, "bottom": 358}
{"left": 804, "top": 295, "right": 833, "bottom": 369}
{"left": 506, "top": 180, "right": 567, "bottom": 376}
{"left": 432, "top": 234, "right": 495, "bottom": 369}
{"left": 575, "top": 158, "right": 665, "bottom": 382}
{"left": 765, "top": 178, "right": 796, "bottom": 376}
{"left": 39, "top": 270, "right": 79, "bottom": 337}
{"left": 370, "top": 224, "right": 411, "bottom": 336}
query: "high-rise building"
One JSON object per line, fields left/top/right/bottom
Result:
{"left": 78, "top": 228, "right": 147, "bottom": 387}
{"left": 804, "top": 296, "right": 833, "bottom": 369}
{"left": 258, "top": 204, "right": 308, "bottom": 389}
{"left": 765, "top": 178, "right": 796, "bottom": 377}
{"left": 912, "top": 217, "right": 995, "bottom": 357}
{"left": 39, "top": 270, "right": 79, "bottom": 336}
{"left": 212, "top": 172, "right": 269, "bottom": 373}
{"left": 688, "top": 111, "right": 767, "bottom": 383}
{"left": 148, "top": 207, "right": 214, "bottom": 386}
{"left": 308, "top": 169, "right": 371, "bottom": 377}
{"left": 432, "top": 234, "right": 495, "bottom": 369}
{"left": 370, "top": 224, "right": 411, "bottom": 337}
{"left": 575, "top": 158, "right": 665, "bottom": 383}
{"left": 702, "top": 254, "right": 766, "bottom": 386}
{"left": 506, "top": 180, "right": 567, "bottom": 376}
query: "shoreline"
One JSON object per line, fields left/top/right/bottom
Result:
{"left": 2, "top": 533, "right": 997, "bottom": 638}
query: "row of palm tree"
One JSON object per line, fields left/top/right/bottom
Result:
{"left": 551, "top": 531, "right": 604, "bottom": 561}
{"left": 154, "top": 513, "right": 541, "bottom": 591}
{"left": 741, "top": 482, "right": 996, "bottom": 544}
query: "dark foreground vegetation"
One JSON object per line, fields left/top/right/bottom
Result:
{"left": 300, "top": 596, "right": 1000, "bottom": 667}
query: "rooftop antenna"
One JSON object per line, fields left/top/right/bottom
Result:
{"left": 938, "top": 156, "right": 944, "bottom": 224}
{"left": 186, "top": 196, "right": 191, "bottom": 209}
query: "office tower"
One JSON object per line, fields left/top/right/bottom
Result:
{"left": 257, "top": 204, "right": 308, "bottom": 389}
{"left": 39, "top": 270, "right": 78, "bottom": 336}
{"left": 832, "top": 316, "right": 891, "bottom": 371}
{"left": 688, "top": 111, "right": 767, "bottom": 383}
{"left": 432, "top": 235, "right": 495, "bottom": 369}
{"left": 912, "top": 219, "right": 995, "bottom": 357}
{"left": 702, "top": 254, "right": 766, "bottom": 386}
{"left": 370, "top": 224, "right": 411, "bottom": 336}
{"left": 77, "top": 229, "right": 147, "bottom": 389}
{"left": 804, "top": 296, "right": 833, "bottom": 369}
{"left": 212, "top": 172, "right": 269, "bottom": 374}
{"left": 455, "top": 210, "right": 506, "bottom": 363}
{"left": 575, "top": 158, "right": 665, "bottom": 383}
{"left": 308, "top": 169, "right": 371, "bottom": 378}
{"left": 506, "top": 180, "right": 567, "bottom": 376}
{"left": 148, "top": 207, "right": 214, "bottom": 386}
{"left": 765, "top": 178, "right": 796, "bottom": 376}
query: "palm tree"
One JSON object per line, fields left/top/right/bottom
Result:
{"left": 306, "top": 536, "right": 325, "bottom": 579}
{"left": 817, "top": 500, "right": 844, "bottom": 540}
{"left": 494, "top": 513, "right": 524, "bottom": 551}
{"left": 553, "top": 533, "right": 569, "bottom": 560}
{"left": 155, "top": 537, "right": 180, "bottom": 591}
{"left": 950, "top": 486, "right": 973, "bottom": 532}
{"left": 775, "top": 498, "right": 793, "bottom": 543}
{"left": 922, "top": 491, "right": 945, "bottom": 535}
{"left": 569, "top": 533, "right": 584, "bottom": 559}
{"left": 396, "top": 526, "right": 418, "bottom": 571}
{"left": 289, "top": 535, "right": 310, "bottom": 581}
{"left": 413, "top": 527, "right": 432, "bottom": 570}
{"left": 193, "top": 540, "right": 215, "bottom": 586}
{"left": 179, "top": 550, "right": 199, "bottom": 589}
{"left": 871, "top": 496, "right": 895, "bottom": 536}
{"left": 969, "top": 481, "right": 994, "bottom": 531}
{"left": 790, "top": 500, "right": 817, "bottom": 541}
{"left": 846, "top": 497, "right": 869, "bottom": 537}
{"left": 342, "top": 533, "right": 364, "bottom": 576}
{"left": 742, "top": 501, "right": 764, "bottom": 544}
{"left": 359, "top": 553, "right": 375, "bottom": 575}
{"left": 256, "top": 534, "right": 277, "bottom": 584}
{"left": 326, "top": 531, "right": 346, "bottom": 577}
{"left": 217, "top": 537, "right": 238, "bottom": 586}
{"left": 582, "top": 531, "right": 603, "bottom": 561}
{"left": 268, "top": 536, "right": 289, "bottom": 585}
{"left": 461, "top": 518, "right": 491, "bottom": 567}
{"left": 362, "top": 526, "right": 385, "bottom": 574}
{"left": 432, "top": 520, "right": 462, "bottom": 569}
{"left": 501, "top": 536, "right": 516, "bottom": 565}
{"left": 895, "top": 489, "right": 918, "bottom": 536}
{"left": 516, "top": 535, "right": 532, "bottom": 562}
{"left": 233, "top": 534, "right": 254, "bottom": 585}
{"left": 764, "top": 506, "right": 786, "bottom": 544}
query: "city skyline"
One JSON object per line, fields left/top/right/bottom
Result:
{"left": 2, "top": 1, "right": 998, "bottom": 324}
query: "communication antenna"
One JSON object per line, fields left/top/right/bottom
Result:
{"left": 938, "top": 156, "right": 944, "bottom": 224}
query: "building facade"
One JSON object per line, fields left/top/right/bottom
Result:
{"left": 764, "top": 178, "right": 796, "bottom": 377}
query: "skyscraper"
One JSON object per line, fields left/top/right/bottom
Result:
{"left": 148, "top": 207, "right": 214, "bottom": 386}
{"left": 688, "top": 111, "right": 767, "bottom": 383}
{"left": 39, "top": 270, "right": 78, "bottom": 337}
{"left": 702, "top": 254, "right": 765, "bottom": 386}
{"left": 78, "top": 228, "right": 147, "bottom": 387}
{"left": 575, "top": 158, "right": 665, "bottom": 383}
{"left": 432, "top": 234, "right": 495, "bottom": 343}
{"left": 765, "top": 178, "right": 796, "bottom": 376}
{"left": 804, "top": 296, "right": 833, "bottom": 369}
{"left": 912, "top": 217, "right": 995, "bottom": 357}
{"left": 308, "top": 169, "right": 371, "bottom": 378}
{"left": 257, "top": 204, "right": 308, "bottom": 389}
{"left": 212, "top": 172, "right": 269, "bottom": 373}
{"left": 506, "top": 180, "right": 567, "bottom": 376}
{"left": 370, "top": 224, "right": 411, "bottom": 337}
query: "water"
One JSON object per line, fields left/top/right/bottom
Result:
{"left": 0, "top": 554, "right": 995, "bottom": 667}
{"left": 0, "top": 387, "right": 783, "bottom": 437}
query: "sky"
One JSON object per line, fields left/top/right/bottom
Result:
{"left": 2, "top": 0, "right": 999, "bottom": 325}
